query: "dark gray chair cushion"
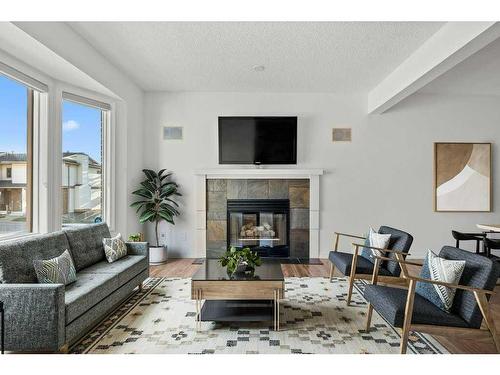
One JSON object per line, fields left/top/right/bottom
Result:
{"left": 439, "top": 246, "right": 500, "bottom": 329}
{"left": 329, "top": 251, "right": 393, "bottom": 277}
{"left": 0, "top": 231, "right": 69, "bottom": 283}
{"left": 378, "top": 226, "right": 413, "bottom": 276}
{"left": 364, "top": 284, "right": 470, "bottom": 328}
{"left": 64, "top": 223, "right": 111, "bottom": 271}
{"left": 64, "top": 271, "right": 121, "bottom": 324}
{"left": 80, "top": 255, "right": 148, "bottom": 285}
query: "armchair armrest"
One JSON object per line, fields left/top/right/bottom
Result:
{"left": 352, "top": 243, "right": 410, "bottom": 256}
{"left": 126, "top": 241, "right": 149, "bottom": 257}
{"left": 370, "top": 255, "right": 495, "bottom": 295}
{"left": 0, "top": 283, "right": 65, "bottom": 351}
{"left": 333, "top": 232, "right": 366, "bottom": 252}
{"left": 407, "top": 276, "right": 495, "bottom": 295}
{"left": 370, "top": 255, "right": 422, "bottom": 267}
{"left": 335, "top": 232, "right": 366, "bottom": 240}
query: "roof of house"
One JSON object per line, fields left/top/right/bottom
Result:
{"left": 0, "top": 153, "right": 27, "bottom": 162}
{"left": 63, "top": 152, "right": 101, "bottom": 168}
{"left": 0, "top": 152, "right": 101, "bottom": 168}
{"left": 0, "top": 180, "right": 26, "bottom": 188}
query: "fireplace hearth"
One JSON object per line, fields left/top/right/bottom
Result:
{"left": 227, "top": 199, "right": 290, "bottom": 258}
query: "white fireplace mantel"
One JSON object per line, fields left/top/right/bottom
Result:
{"left": 195, "top": 168, "right": 324, "bottom": 258}
{"left": 195, "top": 168, "right": 324, "bottom": 179}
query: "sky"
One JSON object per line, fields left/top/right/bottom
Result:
{"left": 0, "top": 74, "right": 102, "bottom": 163}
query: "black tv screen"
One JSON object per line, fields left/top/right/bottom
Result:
{"left": 218, "top": 117, "right": 297, "bottom": 164}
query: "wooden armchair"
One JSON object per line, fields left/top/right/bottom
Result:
{"left": 364, "top": 246, "right": 500, "bottom": 354}
{"left": 329, "top": 226, "right": 413, "bottom": 305}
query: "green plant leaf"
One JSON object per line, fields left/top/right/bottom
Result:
{"left": 139, "top": 210, "right": 156, "bottom": 223}
{"left": 143, "top": 169, "right": 157, "bottom": 181}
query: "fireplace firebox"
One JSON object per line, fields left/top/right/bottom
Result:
{"left": 227, "top": 199, "right": 290, "bottom": 258}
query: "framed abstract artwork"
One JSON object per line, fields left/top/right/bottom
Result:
{"left": 434, "top": 142, "right": 492, "bottom": 212}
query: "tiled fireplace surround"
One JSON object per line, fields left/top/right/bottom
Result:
{"left": 195, "top": 169, "right": 323, "bottom": 259}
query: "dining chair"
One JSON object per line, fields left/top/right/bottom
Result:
{"left": 484, "top": 237, "right": 500, "bottom": 259}
{"left": 451, "top": 230, "right": 486, "bottom": 254}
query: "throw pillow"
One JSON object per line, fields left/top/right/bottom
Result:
{"left": 415, "top": 250, "right": 466, "bottom": 312}
{"left": 33, "top": 249, "right": 77, "bottom": 285}
{"left": 103, "top": 233, "right": 127, "bottom": 263}
{"left": 360, "top": 227, "right": 391, "bottom": 263}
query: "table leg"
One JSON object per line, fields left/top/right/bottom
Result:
{"left": 197, "top": 289, "right": 202, "bottom": 332}
{"left": 1, "top": 305, "right": 3, "bottom": 354}
{"left": 273, "top": 290, "right": 277, "bottom": 331}
{"left": 277, "top": 289, "right": 280, "bottom": 332}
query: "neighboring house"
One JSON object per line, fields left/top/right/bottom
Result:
{"left": 0, "top": 151, "right": 101, "bottom": 216}
{"left": 0, "top": 152, "right": 27, "bottom": 214}
{"left": 61, "top": 152, "right": 102, "bottom": 216}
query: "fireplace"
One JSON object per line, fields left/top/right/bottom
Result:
{"left": 227, "top": 199, "right": 290, "bottom": 258}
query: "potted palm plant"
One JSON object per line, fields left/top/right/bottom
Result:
{"left": 131, "top": 169, "right": 181, "bottom": 264}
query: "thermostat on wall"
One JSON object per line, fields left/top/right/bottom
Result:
{"left": 163, "top": 126, "right": 183, "bottom": 140}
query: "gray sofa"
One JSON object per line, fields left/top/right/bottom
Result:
{"left": 0, "top": 223, "right": 149, "bottom": 352}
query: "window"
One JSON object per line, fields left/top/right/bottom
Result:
{"left": 0, "top": 74, "right": 34, "bottom": 238}
{"left": 61, "top": 94, "right": 110, "bottom": 225}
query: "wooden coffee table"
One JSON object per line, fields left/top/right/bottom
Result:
{"left": 191, "top": 260, "right": 284, "bottom": 331}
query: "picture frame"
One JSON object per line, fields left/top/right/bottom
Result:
{"left": 433, "top": 142, "right": 492, "bottom": 212}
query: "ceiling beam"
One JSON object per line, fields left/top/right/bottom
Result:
{"left": 367, "top": 22, "right": 500, "bottom": 114}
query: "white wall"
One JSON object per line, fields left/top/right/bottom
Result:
{"left": 11, "top": 164, "right": 26, "bottom": 184}
{"left": 144, "top": 91, "right": 500, "bottom": 259}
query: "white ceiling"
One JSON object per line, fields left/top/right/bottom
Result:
{"left": 68, "top": 22, "right": 444, "bottom": 93}
{"left": 0, "top": 22, "right": 117, "bottom": 98}
{"left": 421, "top": 36, "right": 500, "bottom": 96}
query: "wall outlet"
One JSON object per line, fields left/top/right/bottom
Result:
{"left": 179, "top": 231, "right": 187, "bottom": 241}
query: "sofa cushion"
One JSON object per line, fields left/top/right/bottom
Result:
{"left": 64, "top": 271, "right": 120, "bottom": 324}
{"left": 364, "top": 284, "right": 470, "bottom": 329}
{"left": 80, "top": 255, "right": 148, "bottom": 285}
{"left": 329, "top": 251, "right": 392, "bottom": 277}
{"left": 64, "top": 223, "right": 111, "bottom": 271}
{"left": 0, "top": 231, "right": 69, "bottom": 283}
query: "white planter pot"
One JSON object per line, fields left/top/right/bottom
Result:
{"left": 149, "top": 245, "right": 168, "bottom": 265}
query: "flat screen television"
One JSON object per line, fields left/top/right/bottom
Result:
{"left": 218, "top": 116, "right": 297, "bottom": 164}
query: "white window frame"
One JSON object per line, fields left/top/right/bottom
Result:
{"left": 0, "top": 62, "right": 48, "bottom": 239}
{"left": 59, "top": 89, "right": 116, "bottom": 231}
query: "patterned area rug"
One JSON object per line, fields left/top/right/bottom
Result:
{"left": 71, "top": 277, "right": 448, "bottom": 354}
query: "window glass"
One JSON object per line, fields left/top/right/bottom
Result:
{"left": 0, "top": 74, "right": 31, "bottom": 237}
{"left": 61, "top": 100, "right": 103, "bottom": 225}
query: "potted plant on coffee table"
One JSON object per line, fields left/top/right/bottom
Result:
{"left": 219, "top": 246, "right": 262, "bottom": 277}
{"left": 131, "top": 169, "right": 181, "bottom": 264}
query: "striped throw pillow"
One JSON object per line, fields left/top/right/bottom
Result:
{"left": 360, "top": 227, "right": 391, "bottom": 263}
{"left": 33, "top": 249, "right": 77, "bottom": 285}
{"left": 103, "top": 233, "right": 127, "bottom": 263}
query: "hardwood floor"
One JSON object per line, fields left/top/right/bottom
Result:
{"left": 149, "top": 258, "right": 500, "bottom": 354}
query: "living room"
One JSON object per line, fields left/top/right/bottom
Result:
{"left": 1, "top": 0, "right": 500, "bottom": 371}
